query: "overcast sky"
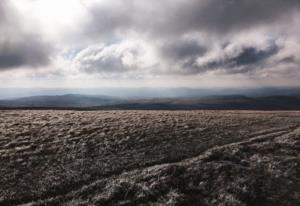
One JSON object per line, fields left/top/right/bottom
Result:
{"left": 0, "top": 0, "right": 300, "bottom": 88}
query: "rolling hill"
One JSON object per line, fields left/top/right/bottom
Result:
{"left": 0, "top": 94, "right": 300, "bottom": 110}
{"left": 0, "top": 94, "right": 122, "bottom": 108}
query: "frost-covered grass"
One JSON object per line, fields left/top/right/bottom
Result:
{"left": 0, "top": 110, "right": 299, "bottom": 205}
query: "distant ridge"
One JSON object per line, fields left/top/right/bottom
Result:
{"left": 0, "top": 87, "right": 300, "bottom": 100}
{"left": 0, "top": 94, "right": 300, "bottom": 110}
{"left": 0, "top": 94, "right": 122, "bottom": 108}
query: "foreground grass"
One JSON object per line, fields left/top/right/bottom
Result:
{"left": 0, "top": 111, "right": 299, "bottom": 205}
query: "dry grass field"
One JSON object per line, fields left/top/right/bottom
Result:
{"left": 0, "top": 110, "right": 299, "bottom": 205}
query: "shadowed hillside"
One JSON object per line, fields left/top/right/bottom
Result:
{"left": 1, "top": 94, "right": 300, "bottom": 110}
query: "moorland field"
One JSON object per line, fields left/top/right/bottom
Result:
{"left": 0, "top": 110, "right": 299, "bottom": 205}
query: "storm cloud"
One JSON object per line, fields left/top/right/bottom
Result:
{"left": 84, "top": 0, "right": 300, "bottom": 37}
{"left": 0, "top": 0, "right": 300, "bottom": 87}
{"left": 161, "top": 39, "right": 207, "bottom": 61}
{"left": 160, "top": 0, "right": 300, "bottom": 35}
{"left": 202, "top": 44, "right": 280, "bottom": 71}
{"left": 74, "top": 0, "right": 300, "bottom": 75}
{"left": 0, "top": 0, "right": 52, "bottom": 70}
{"left": 0, "top": 35, "right": 52, "bottom": 70}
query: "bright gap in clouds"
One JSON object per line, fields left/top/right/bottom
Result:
{"left": 10, "top": 0, "right": 88, "bottom": 38}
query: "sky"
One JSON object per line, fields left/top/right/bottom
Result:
{"left": 0, "top": 0, "right": 300, "bottom": 88}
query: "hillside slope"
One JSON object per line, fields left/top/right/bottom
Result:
{"left": 0, "top": 111, "right": 299, "bottom": 205}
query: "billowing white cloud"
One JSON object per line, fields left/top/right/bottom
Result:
{"left": 74, "top": 40, "right": 158, "bottom": 75}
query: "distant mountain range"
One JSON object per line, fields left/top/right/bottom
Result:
{"left": 0, "top": 94, "right": 122, "bottom": 108}
{"left": 1, "top": 87, "right": 300, "bottom": 99}
{"left": 0, "top": 94, "right": 300, "bottom": 110}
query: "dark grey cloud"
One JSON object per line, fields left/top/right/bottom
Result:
{"left": 160, "top": 39, "right": 208, "bottom": 74}
{"left": 234, "top": 46, "right": 279, "bottom": 66}
{"left": 85, "top": 0, "right": 300, "bottom": 38}
{"left": 279, "top": 56, "right": 295, "bottom": 64}
{"left": 0, "top": 37, "right": 51, "bottom": 70}
{"left": 161, "top": 39, "right": 207, "bottom": 61}
{"left": 162, "top": 0, "right": 300, "bottom": 35}
{"left": 0, "top": 0, "right": 52, "bottom": 71}
{"left": 83, "top": 1, "right": 135, "bottom": 41}
{"left": 77, "top": 0, "right": 300, "bottom": 76}
{"left": 199, "top": 44, "right": 280, "bottom": 74}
